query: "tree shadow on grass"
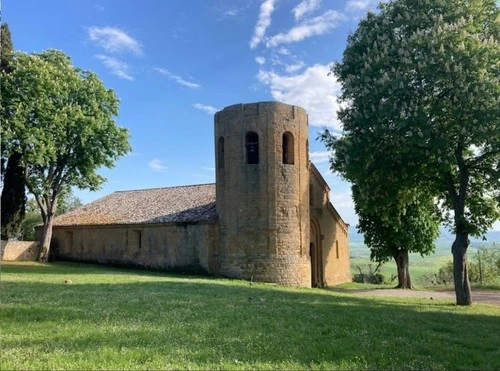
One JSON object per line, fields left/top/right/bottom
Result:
{"left": 2, "top": 272, "right": 500, "bottom": 370}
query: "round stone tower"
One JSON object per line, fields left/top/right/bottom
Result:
{"left": 214, "top": 101, "right": 310, "bottom": 286}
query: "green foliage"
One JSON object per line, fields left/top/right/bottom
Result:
{"left": 323, "top": 0, "right": 499, "bottom": 236}
{"left": 0, "top": 23, "right": 27, "bottom": 241}
{"left": 322, "top": 0, "right": 499, "bottom": 303}
{"left": 20, "top": 199, "right": 42, "bottom": 241}
{"left": 0, "top": 23, "right": 13, "bottom": 73}
{"left": 353, "top": 185, "right": 440, "bottom": 264}
{"left": 1, "top": 262, "right": 499, "bottom": 370}
{"left": 0, "top": 49, "right": 130, "bottom": 254}
{"left": 20, "top": 191, "right": 82, "bottom": 240}
{"left": 469, "top": 246, "right": 500, "bottom": 284}
{"left": 434, "top": 246, "right": 500, "bottom": 286}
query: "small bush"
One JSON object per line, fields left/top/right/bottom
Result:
{"left": 352, "top": 265, "right": 387, "bottom": 284}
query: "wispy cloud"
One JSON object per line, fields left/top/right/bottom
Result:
{"left": 345, "top": 0, "right": 378, "bottom": 12}
{"left": 155, "top": 68, "right": 201, "bottom": 88}
{"left": 277, "top": 46, "right": 291, "bottom": 55}
{"left": 202, "top": 166, "right": 215, "bottom": 171}
{"left": 148, "top": 159, "right": 167, "bottom": 172}
{"left": 266, "top": 10, "right": 345, "bottom": 47}
{"left": 193, "top": 103, "right": 219, "bottom": 115}
{"left": 309, "top": 151, "right": 330, "bottom": 164}
{"left": 249, "top": 0, "right": 277, "bottom": 49}
{"left": 95, "top": 55, "right": 133, "bottom": 80}
{"left": 255, "top": 56, "right": 266, "bottom": 65}
{"left": 257, "top": 64, "right": 343, "bottom": 130}
{"left": 292, "top": 0, "right": 321, "bottom": 20}
{"left": 285, "top": 61, "right": 305, "bottom": 73}
{"left": 88, "top": 26, "right": 143, "bottom": 55}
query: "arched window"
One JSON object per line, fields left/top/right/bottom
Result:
{"left": 245, "top": 131, "right": 259, "bottom": 164}
{"left": 282, "top": 132, "right": 294, "bottom": 164}
{"left": 217, "top": 137, "right": 224, "bottom": 169}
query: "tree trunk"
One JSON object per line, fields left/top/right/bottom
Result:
{"left": 393, "top": 249, "right": 412, "bottom": 289}
{"left": 38, "top": 213, "right": 55, "bottom": 262}
{"left": 452, "top": 232, "right": 472, "bottom": 305}
{"left": 1, "top": 152, "right": 26, "bottom": 240}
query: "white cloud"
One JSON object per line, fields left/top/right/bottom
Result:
{"left": 257, "top": 64, "right": 343, "bottom": 129}
{"left": 255, "top": 56, "right": 266, "bottom": 65}
{"left": 309, "top": 151, "right": 330, "bottom": 164}
{"left": 193, "top": 103, "right": 219, "bottom": 115}
{"left": 249, "top": 0, "right": 277, "bottom": 49}
{"left": 95, "top": 55, "right": 133, "bottom": 80}
{"left": 148, "top": 159, "right": 167, "bottom": 172}
{"left": 88, "top": 26, "right": 143, "bottom": 55}
{"left": 285, "top": 61, "right": 305, "bottom": 73}
{"left": 277, "top": 46, "right": 291, "bottom": 55}
{"left": 266, "top": 10, "right": 345, "bottom": 47}
{"left": 292, "top": 0, "right": 321, "bottom": 20}
{"left": 202, "top": 166, "right": 215, "bottom": 171}
{"left": 155, "top": 68, "right": 201, "bottom": 89}
{"left": 345, "top": 0, "right": 378, "bottom": 12}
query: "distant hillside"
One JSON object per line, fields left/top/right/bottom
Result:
{"left": 349, "top": 226, "right": 500, "bottom": 243}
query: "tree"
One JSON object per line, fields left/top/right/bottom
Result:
{"left": 353, "top": 186, "right": 440, "bottom": 289}
{"left": 1, "top": 49, "right": 131, "bottom": 261}
{"left": 21, "top": 190, "right": 83, "bottom": 241}
{"left": 322, "top": 0, "right": 499, "bottom": 305}
{"left": 1, "top": 23, "right": 27, "bottom": 241}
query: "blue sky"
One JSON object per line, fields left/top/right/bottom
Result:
{"left": 4, "top": 0, "right": 499, "bottom": 232}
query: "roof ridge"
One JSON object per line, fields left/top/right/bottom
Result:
{"left": 114, "top": 183, "right": 216, "bottom": 193}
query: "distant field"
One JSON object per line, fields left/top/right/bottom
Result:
{"left": 349, "top": 241, "right": 499, "bottom": 287}
{"left": 1, "top": 262, "right": 499, "bottom": 370}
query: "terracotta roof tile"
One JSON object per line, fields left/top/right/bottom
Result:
{"left": 53, "top": 183, "right": 217, "bottom": 226}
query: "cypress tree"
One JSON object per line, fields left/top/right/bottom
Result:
{"left": 1, "top": 23, "right": 27, "bottom": 240}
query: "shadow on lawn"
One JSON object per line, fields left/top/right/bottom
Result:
{"left": 2, "top": 263, "right": 500, "bottom": 370}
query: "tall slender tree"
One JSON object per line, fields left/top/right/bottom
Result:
{"left": 1, "top": 23, "right": 27, "bottom": 240}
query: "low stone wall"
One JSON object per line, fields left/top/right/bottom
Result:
{"left": 1, "top": 240, "right": 39, "bottom": 261}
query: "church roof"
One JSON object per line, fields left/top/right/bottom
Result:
{"left": 53, "top": 183, "right": 217, "bottom": 226}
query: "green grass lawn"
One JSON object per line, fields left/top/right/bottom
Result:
{"left": 1, "top": 261, "right": 499, "bottom": 370}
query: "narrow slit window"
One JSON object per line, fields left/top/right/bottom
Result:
{"left": 336, "top": 240, "right": 340, "bottom": 259}
{"left": 134, "top": 230, "right": 142, "bottom": 249}
{"left": 218, "top": 137, "right": 225, "bottom": 169}
{"left": 282, "top": 132, "right": 295, "bottom": 164}
{"left": 245, "top": 131, "right": 259, "bottom": 164}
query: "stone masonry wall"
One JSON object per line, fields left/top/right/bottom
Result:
{"left": 50, "top": 222, "right": 218, "bottom": 274}
{"left": 310, "top": 167, "right": 351, "bottom": 286}
{"left": 215, "top": 102, "right": 310, "bottom": 286}
{"left": 1, "top": 240, "right": 39, "bottom": 261}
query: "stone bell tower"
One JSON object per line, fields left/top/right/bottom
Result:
{"left": 214, "top": 101, "right": 310, "bottom": 286}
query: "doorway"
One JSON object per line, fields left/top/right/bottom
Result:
{"left": 310, "top": 218, "right": 323, "bottom": 287}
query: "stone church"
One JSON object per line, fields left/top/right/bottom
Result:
{"left": 49, "top": 102, "right": 351, "bottom": 287}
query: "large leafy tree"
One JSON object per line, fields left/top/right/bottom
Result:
{"left": 1, "top": 49, "right": 131, "bottom": 261}
{"left": 323, "top": 0, "right": 499, "bottom": 305}
{"left": 1, "top": 23, "right": 27, "bottom": 240}
{"left": 354, "top": 186, "right": 440, "bottom": 289}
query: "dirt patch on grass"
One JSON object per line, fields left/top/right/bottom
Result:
{"left": 333, "top": 288, "right": 500, "bottom": 305}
